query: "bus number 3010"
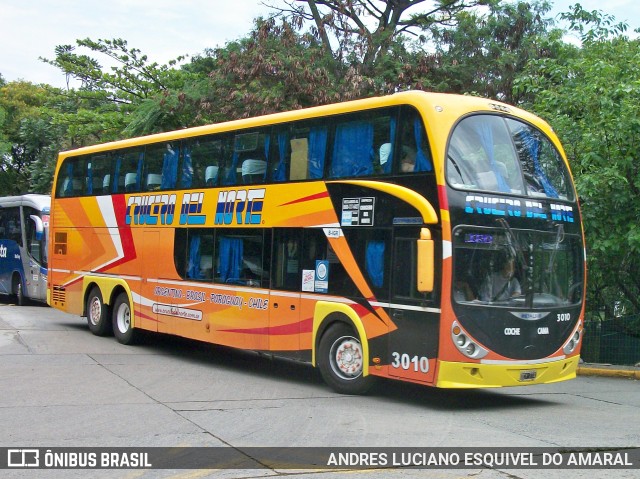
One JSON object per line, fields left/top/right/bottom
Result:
{"left": 391, "top": 352, "right": 430, "bottom": 373}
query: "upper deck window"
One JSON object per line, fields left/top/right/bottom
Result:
{"left": 446, "top": 115, "right": 574, "bottom": 201}
{"left": 55, "top": 105, "right": 437, "bottom": 198}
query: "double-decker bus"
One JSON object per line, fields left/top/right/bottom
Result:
{"left": 0, "top": 194, "right": 49, "bottom": 305}
{"left": 48, "top": 91, "right": 585, "bottom": 393}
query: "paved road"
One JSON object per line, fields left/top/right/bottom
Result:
{"left": 0, "top": 301, "right": 638, "bottom": 478}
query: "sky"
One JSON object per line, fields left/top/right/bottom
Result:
{"left": 1, "top": 0, "right": 639, "bottom": 89}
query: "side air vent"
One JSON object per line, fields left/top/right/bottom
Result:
{"left": 52, "top": 285, "right": 66, "bottom": 306}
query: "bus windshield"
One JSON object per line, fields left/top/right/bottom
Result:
{"left": 453, "top": 225, "right": 583, "bottom": 308}
{"left": 447, "top": 114, "right": 574, "bottom": 200}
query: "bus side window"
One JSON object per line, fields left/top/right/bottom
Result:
{"left": 342, "top": 229, "right": 391, "bottom": 300}
{"left": 216, "top": 229, "right": 267, "bottom": 287}
{"left": 144, "top": 142, "right": 178, "bottom": 191}
{"left": 186, "top": 230, "right": 214, "bottom": 281}
{"left": 58, "top": 157, "right": 86, "bottom": 197}
{"left": 397, "top": 108, "right": 433, "bottom": 174}
{"left": 271, "top": 123, "right": 328, "bottom": 182}
{"left": 273, "top": 229, "right": 302, "bottom": 290}
{"left": 115, "top": 149, "right": 143, "bottom": 193}
{"left": 330, "top": 120, "right": 374, "bottom": 178}
{"left": 173, "top": 229, "right": 188, "bottom": 278}
{"left": 89, "top": 154, "right": 111, "bottom": 196}
{"left": 0, "top": 207, "right": 22, "bottom": 246}
{"left": 185, "top": 136, "right": 224, "bottom": 189}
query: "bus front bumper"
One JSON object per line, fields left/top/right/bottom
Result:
{"left": 435, "top": 356, "right": 580, "bottom": 388}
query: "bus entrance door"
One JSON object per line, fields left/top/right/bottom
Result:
{"left": 268, "top": 230, "right": 303, "bottom": 354}
{"left": 26, "top": 212, "right": 47, "bottom": 302}
{"left": 140, "top": 230, "right": 159, "bottom": 333}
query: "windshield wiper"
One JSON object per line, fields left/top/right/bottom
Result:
{"left": 547, "top": 223, "right": 565, "bottom": 272}
{"left": 496, "top": 218, "right": 528, "bottom": 271}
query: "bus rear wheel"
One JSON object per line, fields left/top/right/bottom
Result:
{"left": 113, "top": 292, "right": 137, "bottom": 345}
{"left": 318, "top": 323, "right": 374, "bottom": 395}
{"left": 86, "top": 287, "right": 111, "bottom": 336}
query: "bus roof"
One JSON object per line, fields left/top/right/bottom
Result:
{"left": 0, "top": 194, "right": 51, "bottom": 211}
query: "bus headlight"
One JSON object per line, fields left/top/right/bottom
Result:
{"left": 465, "top": 343, "right": 476, "bottom": 356}
{"left": 563, "top": 328, "right": 582, "bottom": 355}
{"left": 451, "top": 322, "right": 488, "bottom": 359}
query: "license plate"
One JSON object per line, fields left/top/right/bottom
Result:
{"left": 520, "top": 370, "right": 537, "bottom": 381}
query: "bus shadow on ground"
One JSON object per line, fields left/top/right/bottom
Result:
{"left": 0, "top": 295, "right": 49, "bottom": 307}
{"left": 63, "top": 320, "right": 558, "bottom": 411}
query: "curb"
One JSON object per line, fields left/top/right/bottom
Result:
{"left": 577, "top": 366, "right": 640, "bottom": 380}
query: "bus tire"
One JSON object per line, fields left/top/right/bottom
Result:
{"left": 317, "top": 322, "right": 374, "bottom": 395}
{"left": 86, "top": 287, "right": 111, "bottom": 336}
{"left": 112, "top": 292, "right": 136, "bottom": 345}
{"left": 13, "top": 275, "right": 24, "bottom": 306}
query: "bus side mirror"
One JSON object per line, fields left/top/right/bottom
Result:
{"left": 30, "top": 215, "right": 44, "bottom": 241}
{"left": 417, "top": 228, "right": 434, "bottom": 292}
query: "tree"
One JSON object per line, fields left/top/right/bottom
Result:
{"left": 41, "top": 38, "right": 197, "bottom": 138}
{"left": 0, "top": 81, "right": 61, "bottom": 194}
{"left": 516, "top": 6, "right": 640, "bottom": 319}
{"left": 425, "top": 0, "right": 565, "bottom": 104}
{"left": 273, "top": 0, "right": 495, "bottom": 73}
{"left": 195, "top": 17, "right": 370, "bottom": 122}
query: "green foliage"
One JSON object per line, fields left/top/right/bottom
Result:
{"left": 41, "top": 38, "right": 187, "bottom": 103}
{"left": 425, "top": 0, "right": 565, "bottom": 103}
{"left": 517, "top": 12, "right": 640, "bottom": 317}
{"left": 0, "top": 81, "right": 63, "bottom": 194}
{"left": 197, "top": 18, "right": 363, "bottom": 121}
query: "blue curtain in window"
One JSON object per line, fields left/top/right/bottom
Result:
{"left": 413, "top": 118, "right": 433, "bottom": 172}
{"left": 382, "top": 117, "right": 396, "bottom": 174}
{"left": 262, "top": 135, "right": 270, "bottom": 182}
{"left": 309, "top": 126, "right": 328, "bottom": 179}
{"left": 365, "top": 240, "right": 385, "bottom": 288}
{"left": 476, "top": 122, "right": 510, "bottom": 192}
{"left": 219, "top": 237, "right": 243, "bottom": 282}
{"left": 135, "top": 153, "right": 144, "bottom": 190}
{"left": 161, "top": 146, "right": 179, "bottom": 189}
{"left": 330, "top": 122, "right": 373, "bottom": 178}
{"left": 64, "top": 162, "right": 74, "bottom": 196}
{"left": 521, "top": 131, "right": 559, "bottom": 198}
{"left": 112, "top": 156, "right": 122, "bottom": 193}
{"left": 86, "top": 161, "right": 93, "bottom": 195}
{"left": 179, "top": 146, "right": 193, "bottom": 188}
{"left": 224, "top": 151, "right": 240, "bottom": 185}
{"left": 272, "top": 132, "right": 288, "bottom": 181}
{"left": 187, "top": 234, "right": 202, "bottom": 279}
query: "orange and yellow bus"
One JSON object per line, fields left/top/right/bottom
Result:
{"left": 48, "top": 91, "right": 585, "bottom": 393}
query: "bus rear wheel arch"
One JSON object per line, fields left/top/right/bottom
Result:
{"left": 112, "top": 291, "right": 137, "bottom": 345}
{"left": 12, "top": 274, "right": 24, "bottom": 306}
{"left": 317, "top": 321, "right": 374, "bottom": 395}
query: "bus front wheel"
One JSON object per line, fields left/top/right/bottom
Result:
{"left": 318, "top": 322, "right": 374, "bottom": 395}
{"left": 113, "top": 292, "right": 137, "bottom": 345}
{"left": 86, "top": 287, "right": 111, "bottom": 336}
